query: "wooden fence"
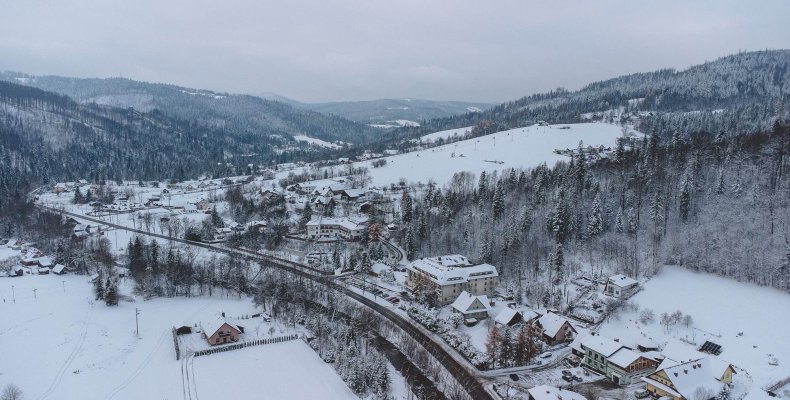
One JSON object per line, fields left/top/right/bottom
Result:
{"left": 192, "top": 334, "right": 299, "bottom": 358}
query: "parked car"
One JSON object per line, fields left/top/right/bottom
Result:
{"left": 572, "top": 375, "right": 582, "bottom": 382}
{"left": 634, "top": 389, "right": 650, "bottom": 398}
{"left": 539, "top": 352, "right": 553, "bottom": 359}
{"left": 562, "top": 375, "right": 573, "bottom": 382}
{"left": 561, "top": 370, "right": 572, "bottom": 377}
{"left": 387, "top": 296, "right": 400, "bottom": 304}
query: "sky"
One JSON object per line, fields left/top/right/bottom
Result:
{"left": 1, "top": 0, "right": 788, "bottom": 103}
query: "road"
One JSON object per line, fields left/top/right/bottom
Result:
{"left": 39, "top": 204, "right": 496, "bottom": 400}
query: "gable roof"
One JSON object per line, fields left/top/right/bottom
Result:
{"left": 527, "top": 385, "right": 585, "bottom": 400}
{"left": 201, "top": 319, "right": 241, "bottom": 337}
{"left": 643, "top": 357, "right": 733, "bottom": 400}
{"left": 580, "top": 334, "right": 627, "bottom": 357}
{"left": 536, "top": 312, "right": 575, "bottom": 337}
{"left": 52, "top": 264, "right": 65, "bottom": 274}
{"left": 451, "top": 291, "right": 490, "bottom": 314}
{"left": 494, "top": 307, "right": 521, "bottom": 325}
{"left": 608, "top": 274, "right": 638, "bottom": 288}
{"left": 608, "top": 347, "right": 644, "bottom": 369}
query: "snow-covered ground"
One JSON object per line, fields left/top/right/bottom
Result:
{"left": 293, "top": 134, "right": 342, "bottom": 149}
{"left": 419, "top": 126, "right": 473, "bottom": 143}
{"left": 598, "top": 266, "right": 790, "bottom": 399}
{"left": 0, "top": 274, "right": 312, "bottom": 399}
{"left": 357, "top": 123, "right": 633, "bottom": 187}
{"left": 192, "top": 340, "right": 357, "bottom": 399}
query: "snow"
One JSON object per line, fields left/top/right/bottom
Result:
{"left": 293, "top": 134, "right": 342, "bottom": 149}
{"left": 419, "top": 126, "right": 473, "bottom": 143}
{"left": 0, "top": 274, "right": 316, "bottom": 399}
{"left": 356, "top": 123, "right": 632, "bottom": 187}
{"left": 598, "top": 266, "right": 790, "bottom": 399}
{"left": 192, "top": 340, "right": 357, "bottom": 400}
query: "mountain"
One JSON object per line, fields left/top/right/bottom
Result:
{"left": 385, "top": 50, "right": 790, "bottom": 143}
{"left": 297, "top": 98, "right": 492, "bottom": 125}
{"left": 0, "top": 80, "right": 341, "bottom": 203}
{"left": 0, "top": 73, "right": 378, "bottom": 145}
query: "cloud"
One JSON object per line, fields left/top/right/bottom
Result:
{"left": 0, "top": 0, "right": 788, "bottom": 102}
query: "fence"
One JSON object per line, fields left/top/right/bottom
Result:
{"left": 192, "top": 334, "right": 299, "bottom": 358}
{"left": 171, "top": 327, "right": 181, "bottom": 361}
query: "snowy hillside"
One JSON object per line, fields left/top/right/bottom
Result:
{"left": 294, "top": 135, "right": 342, "bottom": 149}
{"left": 598, "top": 266, "right": 790, "bottom": 399}
{"left": 419, "top": 126, "right": 474, "bottom": 143}
{"left": 358, "top": 123, "right": 633, "bottom": 187}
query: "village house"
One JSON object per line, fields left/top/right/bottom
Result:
{"left": 195, "top": 199, "right": 210, "bottom": 211}
{"left": 532, "top": 312, "right": 577, "bottom": 345}
{"left": 336, "top": 188, "right": 366, "bottom": 201}
{"left": 493, "top": 307, "right": 540, "bottom": 327}
{"left": 450, "top": 291, "right": 491, "bottom": 322}
{"left": 312, "top": 195, "right": 336, "bottom": 213}
{"left": 604, "top": 274, "right": 639, "bottom": 299}
{"left": 606, "top": 347, "right": 660, "bottom": 385}
{"left": 306, "top": 216, "right": 368, "bottom": 241}
{"left": 405, "top": 255, "right": 498, "bottom": 305}
{"left": 642, "top": 357, "right": 735, "bottom": 400}
{"left": 526, "top": 385, "right": 585, "bottom": 400}
{"left": 52, "top": 264, "right": 67, "bottom": 275}
{"left": 246, "top": 220, "right": 268, "bottom": 233}
{"left": 201, "top": 320, "right": 243, "bottom": 346}
{"left": 580, "top": 334, "right": 628, "bottom": 375}
{"left": 6, "top": 238, "right": 23, "bottom": 250}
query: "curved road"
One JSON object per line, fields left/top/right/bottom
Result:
{"left": 40, "top": 205, "right": 495, "bottom": 400}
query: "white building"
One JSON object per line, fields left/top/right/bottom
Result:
{"left": 306, "top": 216, "right": 369, "bottom": 241}
{"left": 604, "top": 274, "right": 639, "bottom": 299}
{"left": 405, "top": 255, "right": 498, "bottom": 305}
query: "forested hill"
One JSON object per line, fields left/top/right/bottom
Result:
{"left": 0, "top": 80, "right": 320, "bottom": 208}
{"left": 385, "top": 50, "right": 790, "bottom": 143}
{"left": 0, "top": 72, "right": 379, "bottom": 145}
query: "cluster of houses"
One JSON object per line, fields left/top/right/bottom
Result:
{"left": 571, "top": 332, "right": 735, "bottom": 398}
{"left": 4, "top": 241, "right": 67, "bottom": 277}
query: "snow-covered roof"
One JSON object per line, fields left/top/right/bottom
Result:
{"left": 607, "top": 274, "right": 638, "bottom": 288}
{"left": 658, "top": 342, "right": 708, "bottom": 370}
{"left": 52, "top": 264, "right": 65, "bottom": 274}
{"left": 201, "top": 319, "right": 241, "bottom": 337}
{"left": 371, "top": 263, "right": 389, "bottom": 275}
{"left": 644, "top": 357, "right": 732, "bottom": 400}
{"left": 450, "top": 291, "right": 490, "bottom": 314}
{"left": 579, "top": 334, "right": 626, "bottom": 357}
{"left": 37, "top": 257, "right": 54, "bottom": 267}
{"left": 494, "top": 307, "right": 520, "bottom": 325}
{"left": 526, "top": 385, "right": 585, "bottom": 400}
{"left": 608, "top": 347, "right": 644, "bottom": 369}
{"left": 406, "top": 255, "right": 498, "bottom": 285}
{"left": 306, "top": 216, "right": 368, "bottom": 231}
{"left": 535, "top": 312, "right": 574, "bottom": 337}
{"left": 339, "top": 188, "right": 366, "bottom": 198}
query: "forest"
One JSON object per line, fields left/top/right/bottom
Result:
{"left": 395, "top": 121, "right": 790, "bottom": 307}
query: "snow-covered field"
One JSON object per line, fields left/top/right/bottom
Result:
{"left": 357, "top": 123, "right": 632, "bottom": 187}
{"left": 294, "top": 134, "right": 342, "bottom": 149}
{"left": 598, "top": 266, "right": 790, "bottom": 399}
{"left": 0, "top": 274, "right": 314, "bottom": 399}
{"left": 192, "top": 340, "right": 357, "bottom": 399}
{"left": 419, "top": 126, "right": 473, "bottom": 143}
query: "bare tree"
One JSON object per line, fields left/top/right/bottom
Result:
{"left": 1, "top": 384, "right": 24, "bottom": 400}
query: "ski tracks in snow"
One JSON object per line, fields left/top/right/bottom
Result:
{"left": 101, "top": 330, "right": 168, "bottom": 400}
{"left": 38, "top": 306, "right": 93, "bottom": 400}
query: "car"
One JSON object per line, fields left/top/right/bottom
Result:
{"left": 573, "top": 375, "right": 582, "bottom": 382}
{"left": 539, "top": 352, "right": 553, "bottom": 359}
{"left": 562, "top": 375, "right": 573, "bottom": 382}
{"left": 634, "top": 389, "right": 650, "bottom": 398}
{"left": 533, "top": 360, "right": 542, "bottom": 366}
{"left": 561, "top": 370, "right": 572, "bottom": 377}
{"left": 509, "top": 374, "right": 519, "bottom": 381}
{"left": 387, "top": 297, "right": 400, "bottom": 304}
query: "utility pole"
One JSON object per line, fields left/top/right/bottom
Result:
{"left": 135, "top": 308, "right": 140, "bottom": 338}
{"left": 11, "top": 285, "right": 15, "bottom": 303}
{"left": 62, "top": 280, "right": 66, "bottom": 293}
{"left": 33, "top": 288, "right": 37, "bottom": 299}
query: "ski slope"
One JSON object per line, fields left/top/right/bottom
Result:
{"left": 358, "top": 123, "right": 631, "bottom": 187}
{"left": 598, "top": 266, "right": 790, "bottom": 399}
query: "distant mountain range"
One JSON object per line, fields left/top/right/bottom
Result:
{"left": 0, "top": 73, "right": 378, "bottom": 146}
{"left": 256, "top": 93, "right": 492, "bottom": 126}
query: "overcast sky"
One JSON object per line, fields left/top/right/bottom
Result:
{"left": 1, "top": 0, "right": 788, "bottom": 103}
